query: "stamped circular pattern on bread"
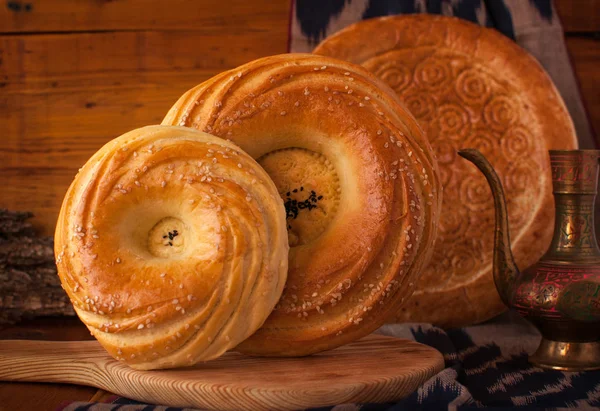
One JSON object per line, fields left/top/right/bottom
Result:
{"left": 162, "top": 53, "right": 442, "bottom": 355}
{"left": 314, "top": 15, "right": 578, "bottom": 327}
{"left": 55, "top": 125, "right": 288, "bottom": 369}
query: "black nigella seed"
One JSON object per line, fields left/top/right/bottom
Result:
{"left": 163, "top": 235, "right": 167, "bottom": 239}
{"left": 283, "top": 187, "right": 323, "bottom": 224}
{"left": 169, "top": 241, "right": 173, "bottom": 246}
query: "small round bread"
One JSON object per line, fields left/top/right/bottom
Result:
{"left": 54, "top": 125, "right": 288, "bottom": 370}
{"left": 314, "top": 15, "right": 578, "bottom": 327}
{"left": 162, "top": 53, "right": 442, "bottom": 356}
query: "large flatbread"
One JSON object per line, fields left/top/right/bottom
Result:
{"left": 315, "top": 15, "right": 577, "bottom": 327}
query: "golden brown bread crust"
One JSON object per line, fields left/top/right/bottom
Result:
{"left": 55, "top": 125, "right": 288, "bottom": 369}
{"left": 314, "top": 15, "right": 578, "bottom": 327}
{"left": 162, "top": 53, "right": 442, "bottom": 355}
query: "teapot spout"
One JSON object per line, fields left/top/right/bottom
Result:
{"left": 458, "top": 149, "right": 520, "bottom": 307}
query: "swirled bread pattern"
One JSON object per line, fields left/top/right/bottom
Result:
{"left": 162, "top": 54, "right": 442, "bottom": 356}
{"left": 315, "top": 15, "right": 577, "bottom": 327}
{"left": 55, "top": 125, "right": 288, "bottom": 369}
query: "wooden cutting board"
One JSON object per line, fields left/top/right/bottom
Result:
{"left": 0, "top": 334, "right": 443, "bottom": 411}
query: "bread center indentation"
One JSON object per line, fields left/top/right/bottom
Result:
{"left": 258, "top": 148, "right": 340, "bottom": 247}
{"left": 147, "top": 217, "right": 187, "bottom": 258}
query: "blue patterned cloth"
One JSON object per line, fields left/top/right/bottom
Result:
{"left": 60, "top": 313, "right": 600, "bottom": 411}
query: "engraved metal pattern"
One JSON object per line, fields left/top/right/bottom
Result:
{"left": 462, "top": 149, "right": 600, "bottom": 371}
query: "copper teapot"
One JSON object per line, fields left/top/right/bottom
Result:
{"left": 459, "top": 149, "right": 600, "bottom": 371}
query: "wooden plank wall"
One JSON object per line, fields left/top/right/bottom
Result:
{"left": 0, "top": 1, "right": 291, "bottom": 235}
{"left": 1, "top": 0, "right": 598, "bottom": 236}
{"left": 556, "top": 0, "right": 600, "bottom": 150}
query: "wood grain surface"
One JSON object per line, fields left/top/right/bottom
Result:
{"left": 555, "top": 0, "right": 600, "bottom": 32}
{"left": 0, "top": 0, "right": 289, "bottom": 33}
{"left": 566, "top": 36, "right": 600, "bottom": 142}
{"left": 0, "top": 317, "right": 97, "bottom": 411}
{"left": 0, "top": 334, "right": 444, "bottom": 411}
{"left": 0, "top": 0, "right": 291, "bottom": 235}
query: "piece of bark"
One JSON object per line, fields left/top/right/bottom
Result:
{"left": 0, "top": 209, "right": 74, "bottom": 326}
{"left": 0, "top": 210, "right": 36, "bottom": 238}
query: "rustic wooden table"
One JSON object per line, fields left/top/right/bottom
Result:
{"left": 0, "top": 317, "right": 104, "bottom": 410}
{"left": 0, "top": 1, "right": 597, "bottom": 410}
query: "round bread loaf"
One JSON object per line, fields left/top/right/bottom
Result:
{"left": 55, "top": 125, "right": 288, "bottom": 370}
{"left": 314, "top": 15, "right": 578, "bottom": 327}
{"left": 162, "top": 53, "right": 442, "bottom": 355}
